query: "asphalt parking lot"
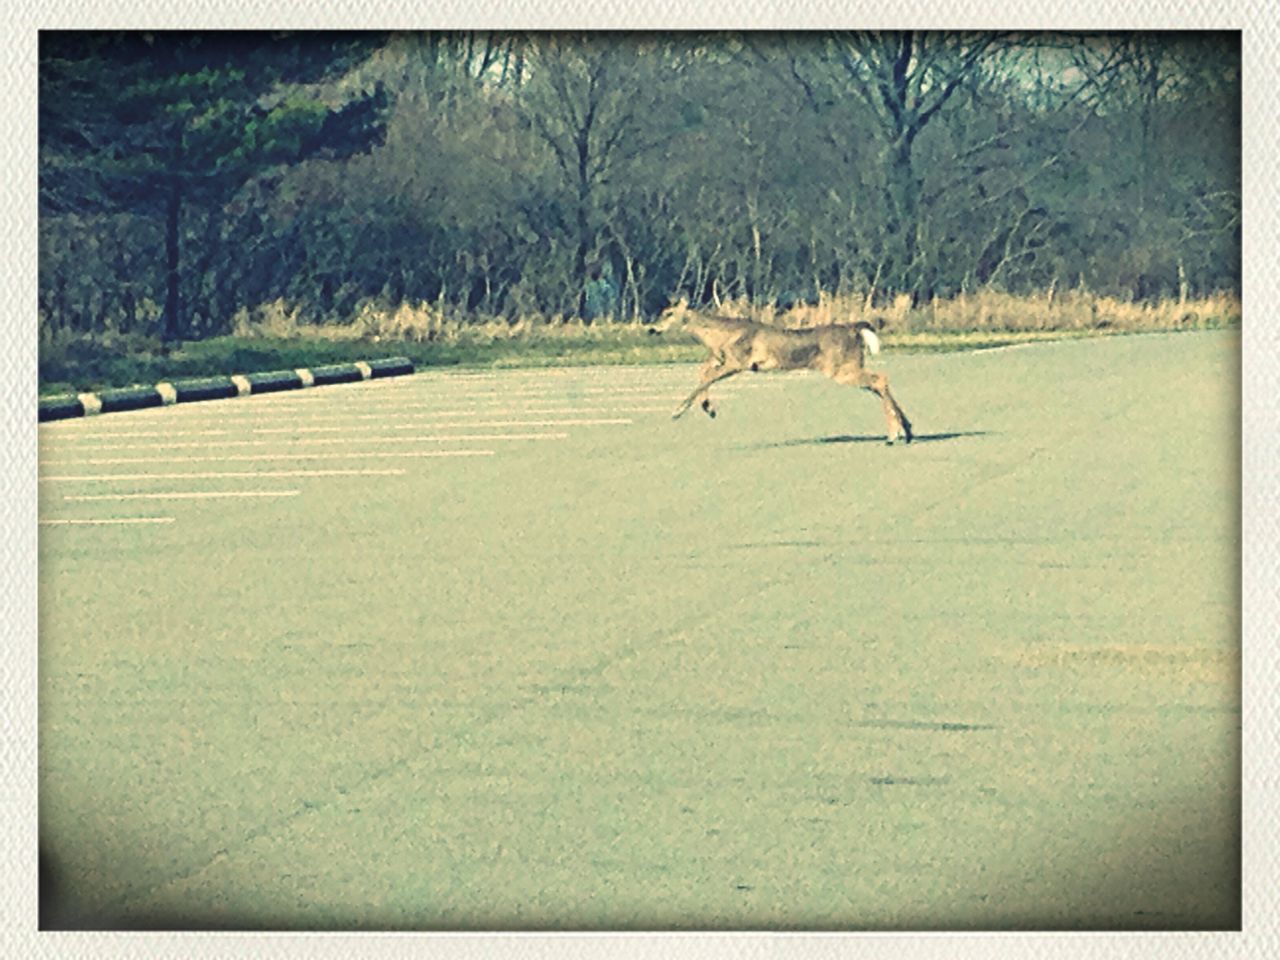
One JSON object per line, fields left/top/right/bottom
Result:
{"left": 38, "top": 332, "right": 1240, "bottom": 930}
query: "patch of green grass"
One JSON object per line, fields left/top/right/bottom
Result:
{"left": 37, "top": 314, "right": 1235, "bottom": 398}
{"left": 27, "top": 328, "right": 1122, "bottom": 398}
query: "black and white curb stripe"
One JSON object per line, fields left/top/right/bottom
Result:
{"left": 38, "top": 357, "right": 414, "bottom": 423}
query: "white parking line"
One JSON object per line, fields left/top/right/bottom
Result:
{"left": 148, "top": 380, "right": 769, "bottom": 413}
{"left": 971, "top": 342, "right": 1040, "bottom": 354}
{"left": 270, "top": 417, "right": 629, "bottom": 432}
{"left": 64, "top": 490, "right": 303, "bottom": 501}
{"left": 41, "top": 449, "right": 499, "bottom": 467}
{"left": 39, "top": 517, "right": 176, "bottom": 526}
{"left": 42, "top": 433, "right": 564, "bottom": 456}
{"left": 427, "top": 364, "right": 692, "bottom": 377}
{"left": 174, "top": 397, "right": 707, "bottom": 416}
{"left": 138, "top": 399, "right": 663, "bottom": 419}
{"left": 43, "top": 406, "right": 669, "bottom": 430}
{"left": 259, "top": 382, "right": 734, "bottom": 402}
{"left": 38, "top": 373, "right": 745, "bottom": 436}
{"left": 47, "top": 419, "right": 627, "bottom": 442}
{"left": 430, "top": 369, "right": 687, "bottom": 382}
{"left": 39, "top": 468, "right": 411, "bottom": 483}
{"left": 260, "top": 383, "right": 775, "bottom": 405}
{"left": 43, "top": 419, "right": 632, "bottom": 442}
{"left": 271, "top": 375, "right": 686, "bottom": 395}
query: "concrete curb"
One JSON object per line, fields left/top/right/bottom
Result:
{"left": 38, "top": 356, "right": 415, "bottom": 423}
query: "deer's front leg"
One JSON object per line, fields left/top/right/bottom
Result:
{"left": 673, "top": 363, "right": 741, "bottom": 420}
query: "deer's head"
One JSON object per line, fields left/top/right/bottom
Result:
{"left": 650, "top": 297, "right": 691, "bottom": 335}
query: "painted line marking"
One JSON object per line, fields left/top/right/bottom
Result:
{"left": 41, "top": 407, "right": 668, "bottom": 431}
{"left": 157, "top": 396, "right": 734, "bottom": 416}
{"left": 971, "top": 342, "right": 1040, "bottom": 354}
{"left": 39, "top": 468, "right": 412, "bottom": 483}
{"left": 38, "top": 376, "right": 762, "bottom": 425}
{"left": 429, "top": 370, "right": 669, "bottom": 380}
{"left": 42, "top": 432, "right": 566, "bottom": 454}
{"left": 39, "top": 517, "right": 176, "bottom": 526}
{"left": 253, "top": 417, "right": 629, "bottom": 433}
{"left": 261, "top": 415, "right": 638, "bottom": 429}
{"left": 237, "top": 382, "right": 776, "bottom": 404}
{"left": 64, "top": 490, "right": 303, "bottom": 502}
{"left": 43, "top": 418, "right": 632, "bottom": 442}
{"left": 351, "top": 374, "right": 688, "bottom": 391}
{"left": 424, "top": 366, "right": 703, "bottom": 380}
{"left": 202, "top": 376, "right": 772, "bottom": 401}
{"left": 41, "top": 450, "right": 499, "bottom": 467}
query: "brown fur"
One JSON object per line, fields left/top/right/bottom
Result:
{"left": 655, "top": 299, "right": 913, "bottom": 442}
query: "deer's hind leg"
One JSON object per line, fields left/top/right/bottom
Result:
{"left": 833, "top": 365, "right": 913, "bottom": 444}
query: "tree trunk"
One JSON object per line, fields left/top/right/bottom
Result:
{"left": 574, "top": 130, "right": 593, "bottom": 318}
{"left": 163, "top": 176, "right": 182, "bottom": 342}
{"left": 887, "top": 133, "right": 920, "bottom": 296}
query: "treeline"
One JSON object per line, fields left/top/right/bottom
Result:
{"left": 39, "top": 31, "right": 1241, "bottom": 341}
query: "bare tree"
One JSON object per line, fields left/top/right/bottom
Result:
{"left": 779, "top": 32, "right": 1008, "bottom": 299}
{"left": 514, "top": 34, "right": 685, "bottom": 315}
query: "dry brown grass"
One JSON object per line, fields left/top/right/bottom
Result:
{"left": 228, "top": 290, "right": 1240, "bottom": 348}
{"left": 765, "top": 290, "right": 1240, "bottom": 336}
{"left": 231, "top": 297, "right": 654, "bottom": 346}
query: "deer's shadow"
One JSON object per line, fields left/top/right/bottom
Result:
{"left": 756, "top": 430, "right": 990, "bottom": 450}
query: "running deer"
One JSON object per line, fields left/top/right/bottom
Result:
{"left": 652, "top": 298, "right": 913, "bottom": 443}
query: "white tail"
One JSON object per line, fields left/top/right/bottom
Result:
{"left": 653, "top": 298, "right": 912, "bottom": 443}
{"left": 859, "top": 326, "right": 881, "bottom": 356}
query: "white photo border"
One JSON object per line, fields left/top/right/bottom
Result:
{"left": 5, "top": 3, "right": 1274, "bottom": 959}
